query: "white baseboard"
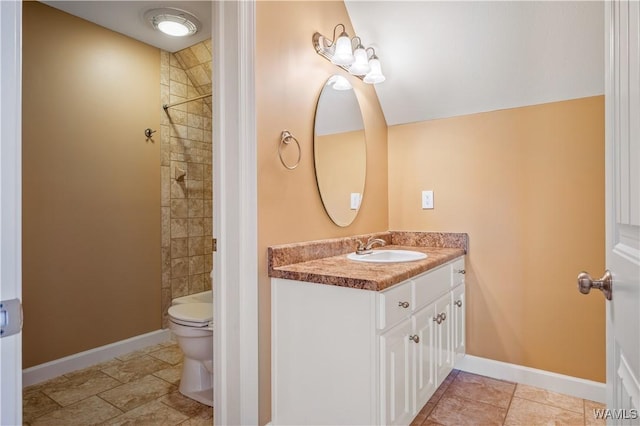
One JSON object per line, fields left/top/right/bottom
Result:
{"left": 456, "top": 354, "right": 606, "bottom": 403}
{"left": 23, "top": 329, "right": 173, "bottom": 387}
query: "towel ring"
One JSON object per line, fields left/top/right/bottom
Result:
{"left": 279, "top": 130, "right": 301, "bottom": 170}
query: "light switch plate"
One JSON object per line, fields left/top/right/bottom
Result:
{"left": 350, "top": 193, "right": 362, "bottom": 210}
{"left": 422, "top": 190, "right": 434, "bottom": 209}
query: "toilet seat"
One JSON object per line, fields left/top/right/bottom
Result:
{"left": 168, "top": 302, "right": 213, "bottom": 328}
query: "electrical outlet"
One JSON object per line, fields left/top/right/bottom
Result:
{"left": 422, "top": 190, "right": 434, "bottom": 209}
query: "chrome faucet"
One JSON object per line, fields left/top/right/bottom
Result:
{"left": 355, "top": 237, "right": 387, "bottom": 255}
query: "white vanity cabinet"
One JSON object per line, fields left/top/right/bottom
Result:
{"left": 271, "top": 256, "right": 465, "bottom": 426}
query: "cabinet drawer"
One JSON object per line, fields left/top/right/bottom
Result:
{"left": 377, "top": 281, "right": 412, "bottom": 330}
{"left": 413, "top": 264, "right": 450, "bottom": 311}
{"left": 451, "top": 258, "right": 466, "bottom": 287}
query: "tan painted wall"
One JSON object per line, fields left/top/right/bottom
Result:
{"left": 22, "top": 2, "right": 161, "bottom": 368}
{"left": 256, "top": 1, "right": 388, "bottom": 423}
{"left": 388, "top": 96, "right": 606, "bottom": 382}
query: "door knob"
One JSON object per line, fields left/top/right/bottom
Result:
{"left": 577, "top": 270, "right": 612, "bottom": 300}
{"left": 409, "top": 335, "right": 420, "bottom": 343}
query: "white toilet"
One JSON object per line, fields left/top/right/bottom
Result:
{"left": 168, "top": 294, "right": 213, "bottom": 407}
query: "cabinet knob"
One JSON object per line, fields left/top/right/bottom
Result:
{"left": 398, "top": 301, "right": 410, "bottom": 309}
{"left": 456, "top": 269, "right": 466, "bottom": 274}
{"left": 454, "top": 300, "right": 462, "bottom": 307}
{"left": 409, "top": 334, "right": 420, "bottom": 343}
{"left": 434, "top": 312, "right": 446, "bottom": 324}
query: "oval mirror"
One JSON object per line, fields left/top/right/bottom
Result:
{"left": 314, "top": 75, "right": 367, "bottom": 227}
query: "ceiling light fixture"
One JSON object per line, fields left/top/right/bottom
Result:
{"left": 145, "top": 8, "right": 200, "bottom": 37}
{"left": 312, "top": 24, "right": 385, "bottom": 84}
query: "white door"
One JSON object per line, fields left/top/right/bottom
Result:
{"left": 604, "top": 0, "right": 640, "bottom": 418}
{"left": 0, "top": 0, "right": 23, "bottom": 424}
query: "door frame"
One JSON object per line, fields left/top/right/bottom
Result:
{"left": 212, "top": 1, "right": 259, "bottom": 425}
{"left": 0, "top": 1, "right": 260, "bottom": 424}
{"left": 0, "top": 0, "right": 23, "bottom": 425}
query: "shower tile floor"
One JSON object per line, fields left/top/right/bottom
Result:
{"left": 22, "top": 341, "right": 213, "bottom": 425}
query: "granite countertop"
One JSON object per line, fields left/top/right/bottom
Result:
{"left": 269, "top": 244, "right": 465, "bottom": 291}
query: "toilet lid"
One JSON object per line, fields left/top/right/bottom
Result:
{"left": 168, "top": 302, "right": 213, "bottom": 325}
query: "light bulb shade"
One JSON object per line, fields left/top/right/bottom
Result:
{"left": 349, "top": 47, "right": 371, "bottom": 76}
{"left": 363, "top": 57, "right": 386, "bottom": 84}
{"left": 157, "top": 20, "right": 191, "bottom": 36}
{"left": 332, "top": 34, "right": 355, "bottom": 66}
{"left": 328, "top": 75, "right": 353, "bottom": 91}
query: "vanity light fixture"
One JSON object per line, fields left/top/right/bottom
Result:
{"left": 145, "top": 8, "right": 200, "bottom": 37}
{"left": 313, "top": 24, "right": 386, "bottom": 84}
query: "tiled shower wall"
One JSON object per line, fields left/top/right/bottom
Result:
{"left": 160, "top": 40, "right": 213, "bottom": 327}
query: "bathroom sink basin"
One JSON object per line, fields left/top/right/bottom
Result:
{"left": 347, "top": 250, "right": 427, "bottom": 263}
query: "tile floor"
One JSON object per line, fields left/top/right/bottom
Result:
{"left": 23, "top": 344, "right": 605, "bottom": 426}
{"left": 22, "top": 341, "right": 213, "bottom": 425}
{"left": 411, "top": 369, "right": 606, "bottom": 426}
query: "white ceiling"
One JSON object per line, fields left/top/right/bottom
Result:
{"left": 345, "top": 1, "right": 604, "bottom": 126}
{"left": 41, "top": 1, "right": 211, "bottom": 52}
{"left": 41, "top": 1, "right": 604, "bottom": 127}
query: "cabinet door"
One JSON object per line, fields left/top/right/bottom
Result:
{"left": 379, "top": 318, "right": 414, "bottom": 426}
{"left": 434, "top": 293, "right": 453, "bottom": 385}
{"left": 412, "top": 303, "right": 437, "bottom": 413}
{"left": 451, "top": 284, "right": 466, "bottom": 363}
